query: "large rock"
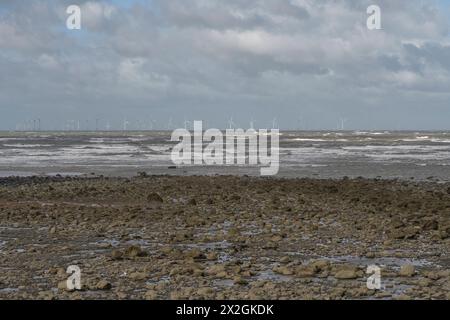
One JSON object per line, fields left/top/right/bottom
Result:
{"left": 399, "top": 265, "right": 415, "bottom": 277}
{"left": 124, "top": 245, "right": 147, "bottom": 258}
{"left": 273, "top": 266, "right": 294, "bottom": 276}
{"left": 295, "top": 265, "right": 317, "bottom": 278}
{"left": 334, "top": 266, "right": 359, "bottom": 279}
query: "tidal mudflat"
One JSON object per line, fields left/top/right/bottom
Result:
{"left": 0, "top": 175, "right": 448, "bottom": 299}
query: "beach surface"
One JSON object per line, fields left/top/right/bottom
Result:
{"left": 0, "top": 175, "right": 449, "bottom": 299}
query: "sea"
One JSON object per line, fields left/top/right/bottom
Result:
{"left": 0, "top": 131, "right": 449, "bottom": 181}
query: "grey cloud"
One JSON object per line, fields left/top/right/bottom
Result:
{"left": 0, "top": 0, "right": 449, "bottom": 130}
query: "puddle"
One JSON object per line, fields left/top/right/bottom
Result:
{"left": 146, "top": 275, "right": 170, "bottom": 285}
{"left": 213, "top": 279, "right": 234, "bottom": 287}
{"left": 0, "top": 288, "right": 19, "bottom": 293}
{"left": 256, "top": 269, "right": 293, "bottom": 282}
{"left": 182, "top": 240, "right": 231, "bottom": 250}
{"left": 316, "top": 255, "right": 434, "bottom": 269}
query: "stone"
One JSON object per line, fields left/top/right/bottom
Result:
{"left": 197, "top": 287, "right": 214, "bottom": 296}
{"left": 148, "top": 193, "right": 163, "bottom": 203}
{"left": 309, "top": 260, "right": 330, "bottom": 272}
{"left": 422, "top": 219, "right": 439, "bottom": 231}
{"left": 38, "top": 290, "right": 55, "bottom": 300}
{"left": 395, "top": 294, "right": 412, "bottom": 300}
{"left": 96, "top": 280, "right": 112, "bottom": 290}
{"left": 417, "top": 278, "right": 431, "bottom": 287}
{"left": 129, "top": 272, "right": 147, "bottom": 281}
{"left": 399, "top": 265, "right": 415, "bottom": 277}
{"left": 334, "top": 266, "right": 359, "bottom": 279}
{"left": 296, "top": 265, "right": 317, "bottom": 278}
{"left": 390, "top": 226, "right": 420, "bottom": 240}
{"left": 144, "top": 290, "right": 158, "bottom": 300}
{"left": 233, "top": 276, "right": 248, "bottom": 285}
{"left": 206, "top": 252, "right": 218, "bottom": 261}
{"left": 207, "top": 264, "right": 226, "bottom": 276}
{"left": 111, "top": 249, "right": 123, "bottom": 260}
{"left": 273, "top": 266, "right": 294, "bottom": 276}
{"left": 58, "top": 280, "right": 70, "bottom": 291}
{"left": 124, "top": 245, "right": 147, "bottom": 258}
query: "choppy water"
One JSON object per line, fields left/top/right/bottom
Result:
{"left": 0, "top": 131, "right": 449, "bottom": 181}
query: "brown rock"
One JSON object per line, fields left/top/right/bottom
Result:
{"left": 296, "top": 265, "right": 317, "bottom": 278}
{"left": 334, "top": 266, "right": 359, "bottom": 279}
{"left": 273, "top": 266, "right": 294, "bottom": 276}
{"left": 399, "top": 265, "right": 415, "bottom": 277}
{"left": 148, "top": 193, "right": 163, "bottom": 203}
{"left": 124, "top": 245, "right": 147, "bottom": 258}
{"left": 144, "top": 290, "right": 158, "bottom": 300}
{"left": 96, "top": 280, "right": 112, "bottom": 290}
{"left": 111, "top": 249, "right": 123, "bottom": 260}
{"left": 233, "top": 276, "right": 248, "bottom": 285}
{"left": 129, "top": 272, "right": 147, "bottom": 281}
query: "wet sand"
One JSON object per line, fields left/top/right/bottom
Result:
{"left": 0, "top": 175, "right": 449, "bottom": 300}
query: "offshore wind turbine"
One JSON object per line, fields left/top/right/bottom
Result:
{"left": 339, "top": 117, "right": 348, "bottom": 131}
{"left": 228, "top": 117, "right": 235, "bottom": 129}
{"left": 272, "top": 118, "right": 279, "bottom": 130}
{"left": 249, "top": 118, "right": 255, "bottom": 130}
{"left": 123, "top": 118, "right": 129, "bottom": 131}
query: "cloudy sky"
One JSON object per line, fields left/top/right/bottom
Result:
{"left": 0, "top": 0, "right": 449, "bottom": 130}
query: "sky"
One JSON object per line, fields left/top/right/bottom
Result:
{"left": 0, "top": 0, "right": 450, "bottom": 130}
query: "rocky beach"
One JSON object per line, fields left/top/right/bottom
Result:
{"left": 0, "top": 175, "right": 448, "bottom": 300}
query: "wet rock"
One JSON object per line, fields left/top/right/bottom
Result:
{"left": 197, "top": 287, "right": 214, "bottom": 297}
{"left": 38, "top": 290, "right": 55, "bottom": 300}
{"left": 96, "top": 280, "right": 112, "bottom": 290}
{"left": 389, "top": 226, "right": 420, "bottom": 240}
{"left": 422, "top": 219, "right": 439, "bottom": 231}
{"left": 296, "top": 265, "right": 317, "bottom": 278}
{"left": 111, "top": 249, "right": 123, "bottom": 260}
{"left": 399, "top": 265, "right": 416, "bottom": 277}
{"left": 129, "top": 272, "right": 147, "bottom": 281}
{"left": 185, "top": 249, "right": 207, "bottom": 261}
{"left": 233, "top": 276, "right": 248, "bottom": 285}
{"left": 417, "top": 278, "right": 431, "bottom": 287}
{"left": 395, "top": 294, "right": 412, "bottom": 300}
{"left": 206, "top": 264, "right": 226, "bottom": 276}
{"left": 58, "top": 280, "right": 71, "bottom": 291}
{"left": 273, "top": 266, "right": 294, "bottom": 276}
{"left": 124, "top": 245, "right": 147, "bottom": 258}
{"left": 271, "top": 234, "right": 283, "bottom": 242}
{"left": 147, "top": 193, "right": 163, "bottom": 203}
{"left": 334, "top": 266, "right": 359, "bottom": 279}
{"left": 309, "top": 260, "right": 330, "bottom": 272}
{"left": 206, "top": 252, "right": 218, "bottom": 261}
{"left": 144, "top": 290, "right": 158, "bottom": 300}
